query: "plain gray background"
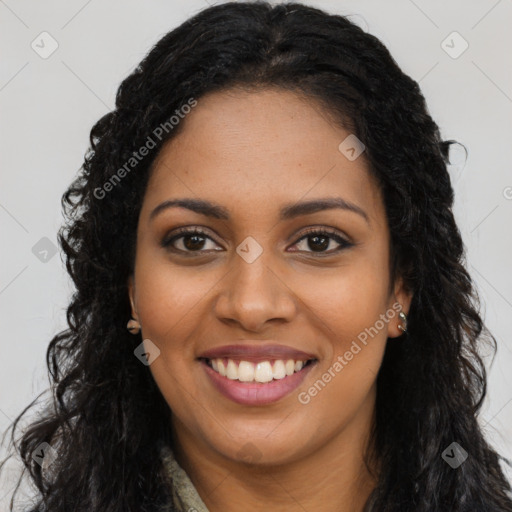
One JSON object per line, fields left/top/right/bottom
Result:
{"left": 1, "top": 0, "right": 512, "bottom": 503}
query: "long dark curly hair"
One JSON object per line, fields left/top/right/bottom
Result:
{"left": 2, "top": 2, "right": 511, "bottom": 510}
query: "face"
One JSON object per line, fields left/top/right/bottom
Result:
{"left": 128, "top": 88, "right": 411, "bottom": 467}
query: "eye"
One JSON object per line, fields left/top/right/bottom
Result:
{"left": 161, "top": 226, "right": 353, "bottom": 256}
{"left": 161, "top": 227, "right": 222, "bottom": 254}
{"left": 290, "top": 227, "right": 353, "bottom": 255}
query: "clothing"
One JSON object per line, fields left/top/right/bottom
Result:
{"left": 160, "top": 444, "right": 210, "bottom": 512}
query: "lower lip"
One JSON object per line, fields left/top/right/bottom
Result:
{"left": 200, "top": 360, "right": 316, "bottom": 406}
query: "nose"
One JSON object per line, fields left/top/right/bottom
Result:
{"left": 213, "top": 251, "right": 297, "bottom": 332}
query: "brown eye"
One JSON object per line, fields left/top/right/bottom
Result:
{"left": 291, "top": 228, "right": 353, "bottom": 254}
{"left": 161, "top": 228, "right": 222, "bottom": 254}
{"left": 161, "top": 226, "right": 353, "bottom": 257}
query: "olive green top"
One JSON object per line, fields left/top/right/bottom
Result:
{"left": 160, "top": 444, "right": 210, "bottom": 512}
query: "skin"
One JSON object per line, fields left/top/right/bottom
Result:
{"left": 128, "top": 88, "right": 412, "bottom": 511}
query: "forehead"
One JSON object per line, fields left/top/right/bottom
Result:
{"left": 143, "top": 88, "right": 385, "bottom": 227}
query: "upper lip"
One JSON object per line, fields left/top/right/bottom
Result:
{"left": 198, "top": 343, "right": 317, "bottom": 362}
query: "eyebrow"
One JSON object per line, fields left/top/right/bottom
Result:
{"left": 149, "top": 197, "right": 369, "bottom": 224}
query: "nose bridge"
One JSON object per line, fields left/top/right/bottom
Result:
{"left": 214, "top": 239, "right": 296, "bottom": 329}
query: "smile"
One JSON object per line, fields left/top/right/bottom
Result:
{"left": 199, "top": 357, "right": 318, "bottom": 405}
{"left": 202, "top": 357, "right": 316, "bottom": 383}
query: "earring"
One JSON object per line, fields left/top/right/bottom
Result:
{"left": 127, "top": 318, "right": 141, "bottom": 335}
{"left": 398, "top": 311, "right": 408, "bottom": 334}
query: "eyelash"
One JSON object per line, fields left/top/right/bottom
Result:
{"left": 161, "top": 226, "right": 354, "bottom": 256}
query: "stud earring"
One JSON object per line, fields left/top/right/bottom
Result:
{"left": 127, "top": 318, "right": 141, "bottom": 335}
{"left": 398, "top": 311, "right": 408, "bottom": 334}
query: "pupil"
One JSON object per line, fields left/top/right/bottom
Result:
{"left": 309, "top": 235, "right": 328, "bottom": 251}
{"left": 184, "top": 234, "right": 205, "bottom": 250}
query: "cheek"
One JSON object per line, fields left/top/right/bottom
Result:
{"left": 294, "top": 257, "right": 391, "bottom": 347}
{"left": 301, "top": 256, "right": 391, "bottom": 415}
{"left": 134, "top": 256, "right": 214, "bottom": 355}
{"left": 297, "top": 269, "right": 389, "bottom": 428}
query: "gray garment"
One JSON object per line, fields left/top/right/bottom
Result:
{"left": 160, "top": 445, "right": 210, "bottom": 512}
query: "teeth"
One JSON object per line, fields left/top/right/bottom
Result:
{"left": 255, "top": 361, "right": 273, "bottom": 383}
{"left": 226, "top": 359, "right": 238, "bottom": 380}
{"left": 207, "top": 358, "right": 312, "bottom": 382}
{"left": 238, "top": 361, "right": 255, "bottom": 382}
{"left": 272, "top": 360, "right": 286, "bottom": 380}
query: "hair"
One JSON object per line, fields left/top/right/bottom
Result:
{"left": 2, "top": 1, "right": 511, "bottom": 511}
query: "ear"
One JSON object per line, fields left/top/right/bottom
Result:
{"left": 387, "top": 275, "right": 413, "bottom": 339}
{"left": 128, "top": 274, "right": 139, "bottom": 320}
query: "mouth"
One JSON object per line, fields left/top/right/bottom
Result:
{"left": 197, "top": 355, "right": 318, "bottom": 406}
{"left": 198, "top": 357, "right": 317, "bottom": 383}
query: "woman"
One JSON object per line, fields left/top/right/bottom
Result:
{"left": 2, "top": 2, "right": 511, "bottom": 511}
